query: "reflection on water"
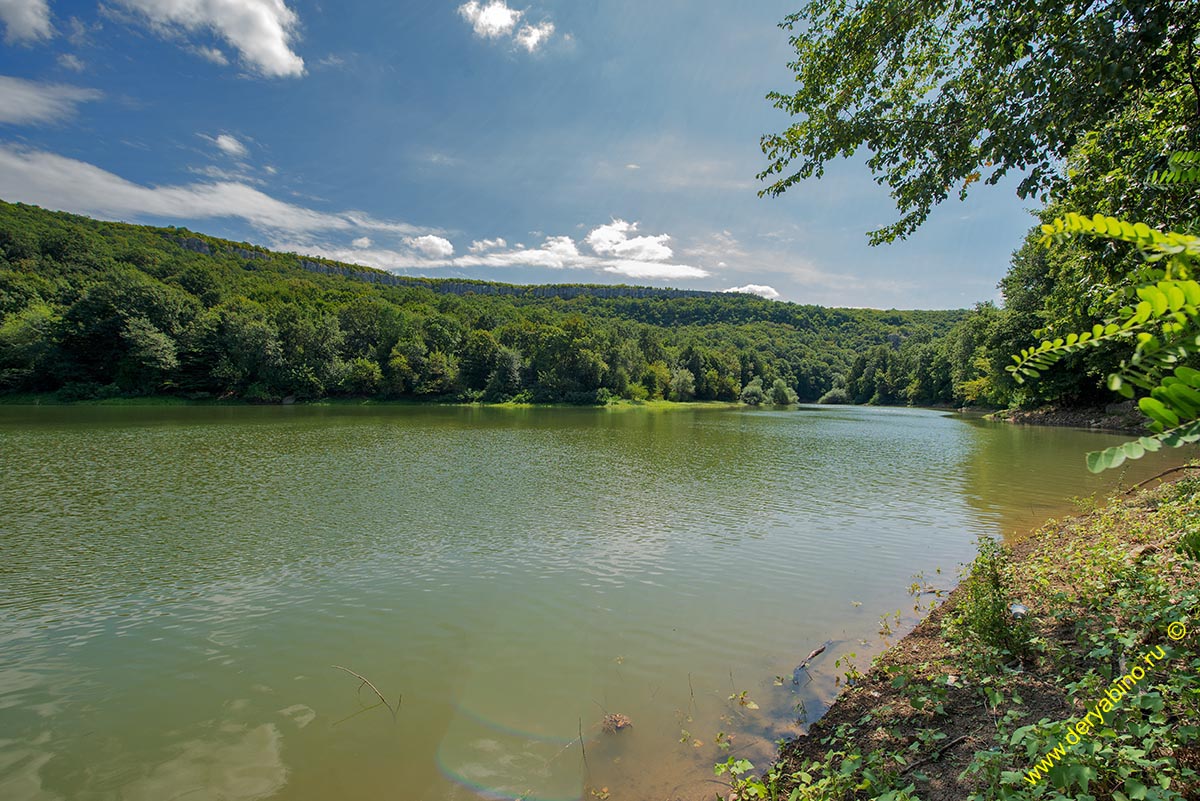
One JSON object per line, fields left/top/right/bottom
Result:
{"left": 0, "top": 404, "right": 1185, "bottom": 800}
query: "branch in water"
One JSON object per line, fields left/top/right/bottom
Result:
{"left": 332, "top": 665, "right": 400, "bottom": 720}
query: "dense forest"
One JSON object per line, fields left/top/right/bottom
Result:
{"left": 4, "top": 176, "right": 1190, "bottom": 410}
{"left": 0, "top": 200, "right": 982, "bottom": 405}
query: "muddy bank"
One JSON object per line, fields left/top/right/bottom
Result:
{"left": 760, "top": 468, "right": 1200, "bottom": 801}
{"left": 988, "top": 402, "right": 1148, "bottom": 433}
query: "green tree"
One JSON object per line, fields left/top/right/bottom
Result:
{"left": 117, "top": 316, "right": 179, "bottom": 393}
{"left": 339, "top": 356, "right": 383, "bottom": 396}
{"left": 484, "top": 346, "right": 523, "bottom": 401}
{"left": 760, "top": 0, "right": 1200, "bottom": 243}
{"left": 669, "top": 367, "right": 696, "bottom": 401}
{"left": 769, "top": 377, "right": 798, "bottom": 405}
{"left": 740, "top": 376, "right": 766, "bottom": 405}
{"left": 0, "top": 302, "right": 59, "bottom": 390}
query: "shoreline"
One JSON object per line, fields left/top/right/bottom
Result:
{"left": 749, "top": 466, "right": 1199, "bottom": 801}
{"left": 985, "top": 403, "right": 1148, "bottom": 434}
{"left": 0, "top": 392, "right": 741, "bottom": 411}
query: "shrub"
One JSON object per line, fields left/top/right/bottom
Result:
{"left": 957, "top": 537, "right": 1033, "bottom": 660}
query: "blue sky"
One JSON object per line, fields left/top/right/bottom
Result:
{"left": 0, "top": 0, "right": 1037, "bottom": 308}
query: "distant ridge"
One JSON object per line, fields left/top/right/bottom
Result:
{"left": 170, "top": 233, "right": 723, "bottom": 301}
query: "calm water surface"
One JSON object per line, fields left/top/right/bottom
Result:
{"left": 0, "top": 405, "right": 1184, "bottom": 801}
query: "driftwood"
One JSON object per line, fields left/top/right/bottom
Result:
{"left": 332, "top": 665, "right": 400, "bottom": 720}
{"left": 899, "top": 731, "right": 976, "bottom": 776}
{"left": 1123, "top": 465, "right": 1200, "bottom": 495}
{"left": 792, "top": 641, "right": 832, "bottom": 685}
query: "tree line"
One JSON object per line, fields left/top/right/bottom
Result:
{"left": 1, "top": 201, "right": 976, "bottom": 406}
{"left": 6, "top": 189, "right": 1179, "bottom": 411}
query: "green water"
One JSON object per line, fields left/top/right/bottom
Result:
{"left": 0, "top": 405, "right": 1184, "bottom": 801}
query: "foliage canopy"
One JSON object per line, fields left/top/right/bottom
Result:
{"left": 759, "top": 0, "right": 1200, "bottom": 243}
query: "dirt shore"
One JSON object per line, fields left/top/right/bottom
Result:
{"left": 764, "top": 467, "right": 1200, "bottom": 801}
{"left": 988, "top": 403, "right": 1148, "bottom": 434}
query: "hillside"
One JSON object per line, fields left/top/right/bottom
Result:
{"left": 0, "top": 201, "right": 967, "bottom": 404}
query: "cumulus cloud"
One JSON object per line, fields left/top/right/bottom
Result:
{"left": 724, "top": 284, "right": 781, "bottom": 300}
{"left": 0, "top": 0, "right": 53, "bottom": 43}
{"left": 0, "top": 145, "right": 435, "bottom": 238}
{"left": 57, "top": 53, "right": 84, "bottom": 71}
{"left": 352, "top": 236, "right": 371, "bottom": 248}
{"left": 457, "top": 0, "right": 520, "bottom": 38}
{"left": 288, "top": 226, "right": 708, "bottom": 281}
{"left": 406, "top": 234, "right": 454, "bottom": 258}
{"left": 458, "top": 1, "right": 555, "bottom": 52}
{"left": 114, "top": 0, "right": 305, "bottom": 77}
{"left": 0, "top": 76, "right": 101, "bottom": 125}
{"left": 585, "top": 219, "right": 673, "bottom": 261}
{"left": 515, "top": 21, "right": 554, "bottom": 52}
{"left": 208, "top": 133, "right": 248, "bottom": 158}
{"left": 468, "top": 237, "right": 506, "bottom": 253}
{"left": 192, "top": 45, "right": 229, "bottom": 65}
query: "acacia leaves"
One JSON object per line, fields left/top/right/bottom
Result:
{"left": 1148, "top": 152, "right": 1200, "bottom": 188}
{"left": 1010, "top": 211, "right": 1200, "bottom": 471}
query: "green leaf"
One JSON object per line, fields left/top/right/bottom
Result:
{"left": 1176, "top": 366, "right": 1200, "bottom": 387}
{"left": 1139, "top": 397, "right": 1180, "bottom": 428}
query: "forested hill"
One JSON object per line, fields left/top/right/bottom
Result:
{"left": 0, "top": 200, "right": 971, "bottom": 404}
{"left": 175, "top": 232, "right": 723, "bottom": 301}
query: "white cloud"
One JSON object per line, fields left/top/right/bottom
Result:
{"left": 459, "top": 1, "right": 556, "bottom": 52}
{"left": 406, "top": 234, "right": 454, "bottom": 258}
{"left": 192, "top": 45, "right": 229, "bottom": 65}
{"left": 0, "top": 76, "right": 101, "bottom": 125}
{"left": 514, "top": 21, "right": 553, "bottom": 52}
{"left": 0, "top": 145, "right": 435, "bottom": 238}
{"left": 625, "top": 163, "right": 640, "bottom": 170}
{"left": 424, "top": 152, "right": 463, "bottom": 167}
{"left": 352, "top": 236, "right": 371, "bottom": 248}
{"left": 585, "top": 219, "right": 674, "bottom": 261}
{"left": 115, "top": 0, "right": 305, "bottom": 77}
{"left": 209, "top": 133, "right": 248, "bottom": 158}
{"left": 0, "top": 0, "right": 53, "bottom": 43}
{"left": 468, "top": 237, "right": 506, "bottom": 253}
{"left": 457, "top": 1, "right": 520, "bottom": 39}
{"left": 724, "top": 284, "right": 781, "bottom": 300}
{"left": 288, "top": 228, "right": 709, "bottom": 281}
{"left": 57, "top": 53, "right": 85, "bottom": 71}
{"left": 187, "top": 164, "right": 261, "bottom": 183}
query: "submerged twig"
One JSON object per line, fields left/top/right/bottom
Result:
{"left": 330, "top": 700, "right": 386, "bottom": 728}
{"left": 332, "top": 665, "right": 399, "bottom": 720}
{"left": 578, "top": 717, "right": 590, "bottom": 776}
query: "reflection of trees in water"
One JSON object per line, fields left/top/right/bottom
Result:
{"left": 955, "top": 418, "right": 1189, "bottom": 538}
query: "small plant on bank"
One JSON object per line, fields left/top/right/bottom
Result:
{"left": 954, "top": 537, "right": 1034, "bottom": 665}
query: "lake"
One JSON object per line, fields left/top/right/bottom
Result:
{"left": 0, "top": 404, "right": 1183, "bottom": 801}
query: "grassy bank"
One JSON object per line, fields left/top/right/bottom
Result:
{"left": 721, "top": 469, "right": 1200, "bottom": 801}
